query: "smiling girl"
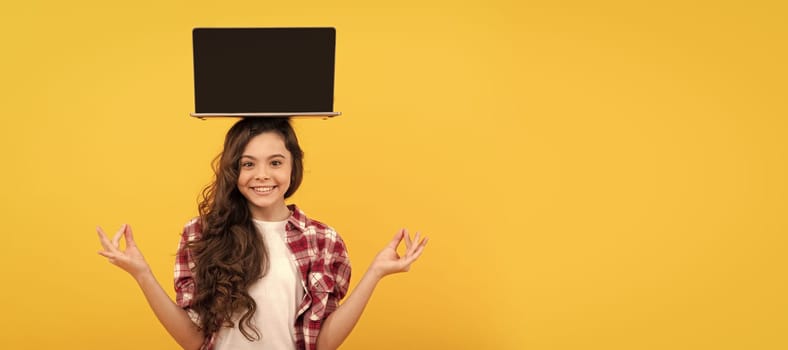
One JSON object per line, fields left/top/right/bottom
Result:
{"left": 96, "top": 117, "right": 428, "bottom": 350}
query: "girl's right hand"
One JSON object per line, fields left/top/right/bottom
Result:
{"left": 97, "top": 224, "right": 152, "bottom": 280}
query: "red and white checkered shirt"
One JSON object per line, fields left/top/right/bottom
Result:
{"left": 174, "top": 204, "right": 351, "bottom": 350}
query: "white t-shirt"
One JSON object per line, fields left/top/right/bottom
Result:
{"left": 214, "top": 219, "right": 304, "bottom": 350}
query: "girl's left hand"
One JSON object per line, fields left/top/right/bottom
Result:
{"left": 96, "top": 224, "right": 152, "bottom": 280}
{"left": 369, "top": 229, "right": 428, "bottom": 279}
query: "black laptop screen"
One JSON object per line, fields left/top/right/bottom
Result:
{"left": 192, "top": 27, "right": 336, "bottom": 114}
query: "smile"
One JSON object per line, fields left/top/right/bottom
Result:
{"left": 252, "top": 186, "right": 275, "bottom": 193}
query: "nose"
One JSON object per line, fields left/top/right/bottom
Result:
{"left": 254, "top": 168, "right": 270, "bottom": 180}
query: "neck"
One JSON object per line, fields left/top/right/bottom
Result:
{"left": 250, "top": 204, "right": 291, "bottom": 221}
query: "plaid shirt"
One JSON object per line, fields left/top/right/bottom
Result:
{"left": 174, "top": 204, "right": 351, "bottom": 350}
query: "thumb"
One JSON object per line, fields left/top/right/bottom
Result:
{"left": 385, "top": 229, "right": 405, "bottom": 250}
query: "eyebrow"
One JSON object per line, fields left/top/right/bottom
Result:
{"left": 240, "top": 154, "right": 287, "bottom": 161}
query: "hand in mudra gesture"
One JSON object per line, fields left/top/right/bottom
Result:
{"left": 96, "top": 224, "right": 152, "bottom": 280}
{"left": 370, "top": 229, "right": 428, "bottom": 278}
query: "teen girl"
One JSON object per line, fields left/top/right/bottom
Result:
{"left": 96, "top": 118, "right": 428, "bottom": 350}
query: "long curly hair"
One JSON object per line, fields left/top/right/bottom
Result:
{"left": 189, "top": 117, "right": 304, "bottom": 340}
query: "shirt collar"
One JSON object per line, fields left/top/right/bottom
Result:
{"left": 286, "top": 203, "right": 308, "bottom": 232}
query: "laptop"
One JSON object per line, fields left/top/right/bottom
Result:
{"left": 190, "top": 27, "right": 340, "bottom": 118}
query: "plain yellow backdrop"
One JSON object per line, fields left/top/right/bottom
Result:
{"left": 0, "top": 0, "right": 786, "bottom": 349}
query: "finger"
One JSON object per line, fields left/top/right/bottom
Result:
{"left": 386, "top": 229, "right": 405, "bottom": 250}
{"left": 96, "top": 226, "right": 116, "bottom": 252}
{"left": 112, "top": 224, "right": 125, "bottom": 248}
{"left": 410, "top": 232, "right": 421, "bottom": 255}
{"left": 403, "top": 232, "right": 420, "bottom": 257}
{"left": 97, "top": 251, "right": 120, "bottom": 266}
{"left": 418, "top": 235, "right": 429, "bottom": 248}
{"left": 404, "top": 229, "right": 413, "bottom": 251}
{"left": 406, "top": 237, "right": 429, "bottom": 263}
{"left": 124, "top": 224, "right": 136, "bottom": 247}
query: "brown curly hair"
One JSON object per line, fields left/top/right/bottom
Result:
{"left": 189, "top": 117, "right": 304, "bottom": 340}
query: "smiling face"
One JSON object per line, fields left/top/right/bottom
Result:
{"left": 236, "top": 131, "right": 293, "bottom": 221}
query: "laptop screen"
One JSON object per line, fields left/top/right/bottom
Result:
{"left": 192, "top": 27, "right": 336, "bottom": 114}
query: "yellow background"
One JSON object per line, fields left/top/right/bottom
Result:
{"left": 1, "top": 0, "right": 786, "bottom": 349}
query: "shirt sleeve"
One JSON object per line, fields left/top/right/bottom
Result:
{"left": 324, "top": 232, "right": 352, "bottom": 316}
{"left": 174, "top": 219, "right": 201, "bottom": 325}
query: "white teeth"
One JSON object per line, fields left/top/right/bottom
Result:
{"left": 253, "top": 186, "right": 274, "bottom": 193}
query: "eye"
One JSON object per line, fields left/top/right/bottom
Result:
{"left": 271, "top": 160, "right": 283, "bottom": 167}
{"left": 240, "top": 161, "right": 254, "bottom": 168}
